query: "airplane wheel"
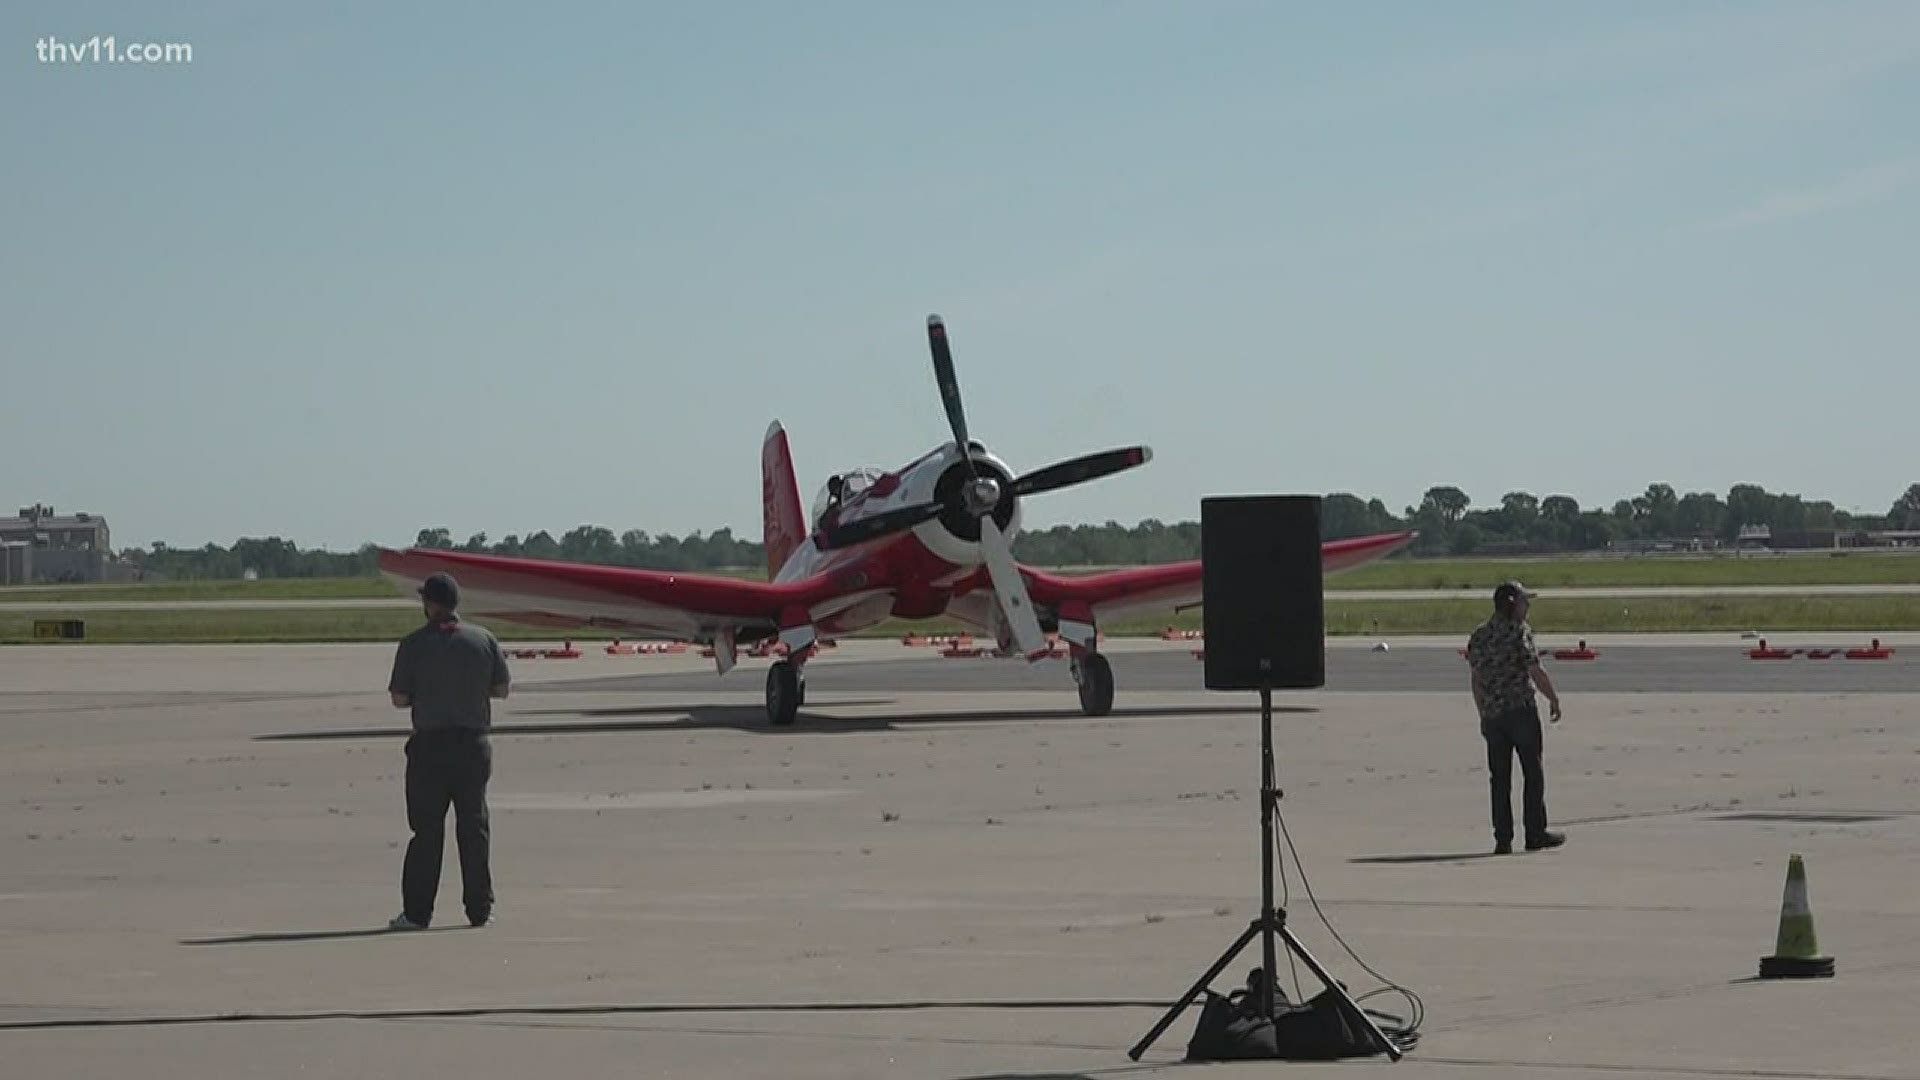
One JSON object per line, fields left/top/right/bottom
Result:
{"left": 1076, "top": 653, "right": 1114, "bottom": 717}
{"left": 766, "top": 661, "right": 801, "bottom": 726}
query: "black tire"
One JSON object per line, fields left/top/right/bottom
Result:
{"left": 1076, "top": 652, "right": 1114, "bottom": 717}
{"left": 766, "top": 661, "right": 800, "bottom": 726}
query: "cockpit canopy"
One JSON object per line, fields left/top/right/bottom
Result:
{"left": 811, "top": 467, "right": 886, "bottom": 525}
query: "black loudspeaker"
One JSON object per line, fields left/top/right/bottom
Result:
{"left": 1202, "top": 495, "right": 1325, "bottom": 691}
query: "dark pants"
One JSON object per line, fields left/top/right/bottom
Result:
{"left": 402, "top": 729, "right": 493, "bottom": 925}
{"left": 1482, "top": 705, "right": 1548, "bottom": 844}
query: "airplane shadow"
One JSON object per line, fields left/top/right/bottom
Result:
{"left": 180, "top": 927, "right": 457, "bottom": 945}
{"left": 255, "top": 701, "right": 878, "bottom": 741}
{"left": 1349, "top": 851, "right": 1504, "bottom": 865}
{"left": 512, "top": 699, "right": 901, "bottom": 721}
{"left": 258, "top": 702, "right": 1313, "bottom": 741}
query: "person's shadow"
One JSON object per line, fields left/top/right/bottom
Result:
{"left": 946, "top": 1070, "right": 1161, "bottom": 1080}
{"left": 1348, "top": 851, "right": 1504, "bottom": 865}
{"left": 181, "top": 927, "right": 461, "bottom": 945}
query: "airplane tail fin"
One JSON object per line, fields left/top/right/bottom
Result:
{"left": 761, "top": 420, "right": 806, "bottom": 579}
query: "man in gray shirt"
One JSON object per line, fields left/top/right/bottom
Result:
{"left": 386, "top": 572, "right": 510, "bottom": 929}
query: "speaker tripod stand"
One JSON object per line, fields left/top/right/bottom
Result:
{"left": 1128, "top": 684, "right": 1405, "bottom": 1062}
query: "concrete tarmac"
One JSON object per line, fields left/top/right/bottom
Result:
{"left": 3, "top": 641, "right": 1917, "bottom": 1078}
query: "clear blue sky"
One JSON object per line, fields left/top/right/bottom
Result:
{"left": 6, "top": 2, "right": 1916, "bottom": 551}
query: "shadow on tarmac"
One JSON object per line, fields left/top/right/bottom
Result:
{"left": 258, "top": 703, "right": 1314, "bottom": 741}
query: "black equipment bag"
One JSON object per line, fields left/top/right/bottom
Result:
{"left": 1186, "top": 974, "right": 1388, "bottom": 1062}
{"left": 1185, "top": 988, "right": 1279, "bottom": 1061}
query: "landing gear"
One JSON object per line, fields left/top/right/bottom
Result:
{"left": 1073, "top": 652, "right": 1114, "bottom": 717}
{"left": 766, "top": 660, "right": 803, "bottom": 726}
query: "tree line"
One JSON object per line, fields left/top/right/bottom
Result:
{"left": 1398, "top": 482, "right": 1920, "bottom": 556}
{"left": 119, "top": 482, "right": 1920, "bottom": 579}
{"left": 125, "top": 537, "right": 383, "bottom": 581}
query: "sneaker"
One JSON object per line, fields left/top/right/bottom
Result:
{"left": 468, "top": 911, "right": 492, "bottom": 928}
{"left": 388, "top": 914, "right": 427, "bottom": 931}
{"left": 1526, "top": 831, "right": 1567, "bottom": 851}
{"left": 1493, "top": 840, "right": 1513, "bottom": 855}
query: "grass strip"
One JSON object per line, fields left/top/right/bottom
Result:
{"left": 1328, "top": 552, "right": 1920, "bottom": 590}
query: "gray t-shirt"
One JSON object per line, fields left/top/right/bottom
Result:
{"left": 388, "top": 617, "right": 510, "bottom": 732}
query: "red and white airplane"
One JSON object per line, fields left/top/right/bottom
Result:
{"left": 380, "top": 316, "right": 1415, "bottom": 726}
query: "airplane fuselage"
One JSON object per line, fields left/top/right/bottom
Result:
{"left": 774, "top": 441, "right": 1027, "bottom": 639}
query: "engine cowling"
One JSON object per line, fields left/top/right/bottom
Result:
{"left": 933, "top": 456, "right": 1016, "bottom": 542}
{"left": 911, "top": 450, "right": 1024, "bottom": 567}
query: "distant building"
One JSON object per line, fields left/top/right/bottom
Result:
{"left": 1472, "top": 539, "right": 1561, "bottom": 557}
{"left": 0, "top": 504, "right": 111, "bottom": 584}
{"left": 0, "top": 542, "right": 28, "bottom": 586}
{"left": 1767, "top": 530, "right": 1839, "bottom": 550}
{"left": 1599, "top": 525, "right": 1920, "bottom": 556}
{"left": 1607, "top": 535, "right": 1724, "bottom": 554}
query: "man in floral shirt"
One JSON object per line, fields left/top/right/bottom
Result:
{"left": 1466, "top": 581, "right": 1566, "bottom": 855}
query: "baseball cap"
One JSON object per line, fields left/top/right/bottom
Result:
{"left": 418, "top": 572, "right": 460, "bottom": 607}
{"left": 1493, "top": 580, "right": 1538, "bottom": 610}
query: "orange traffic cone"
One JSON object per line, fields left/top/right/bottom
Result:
{"left": 1758, "top": 854, "right": 1834, "bottom": 978}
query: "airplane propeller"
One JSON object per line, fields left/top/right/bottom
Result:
{"left": 1010, "top": 445, "right": 1153, "bottom": 497}
{"left": 815, "top": 500, "right": 946, "bottom": 549}
{"left": 928, "top": 315, "right": 973, "bottom": 477}
{"left": 818, "top": 314, "right": 1153, "bottom": 658}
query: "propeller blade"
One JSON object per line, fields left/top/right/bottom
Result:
{"left": 979, "top": 516, "right": 1049, "bottom": 659}
{"left": 1010, "top": 446, "right": 1153, "bottom": 497}
{"left": 818, "top": 501, "right": 944, "bottom": 550}
{"left": 927, "top": 315, "right": 976, "bottom": 477}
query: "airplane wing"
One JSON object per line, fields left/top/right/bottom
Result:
{"left": 1019, "top": 530, "right": 1417, "bottom": 630}
{"left": 377, "top": 548, "right": 863, "bottom": 661}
